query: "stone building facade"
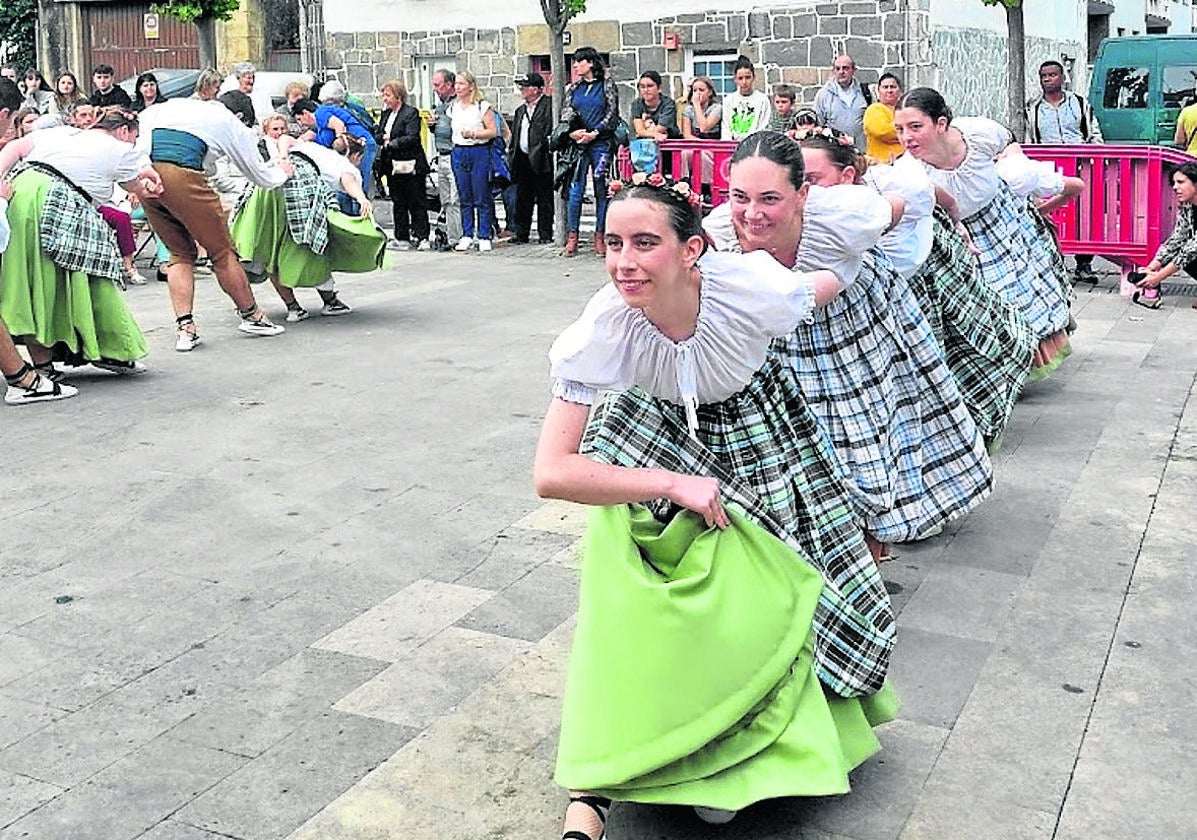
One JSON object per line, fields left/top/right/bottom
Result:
{"left": 320, "top": 0, "right": 1089, "bottom": 124}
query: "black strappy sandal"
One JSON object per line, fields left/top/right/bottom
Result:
{"left": 562, "top": 794, "right": 611, "bottom": 840}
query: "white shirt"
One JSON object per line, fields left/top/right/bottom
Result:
{"left": 449, "top": 100, "right": 492, "bottom": 146}
{"left": 921, "top": 116, "right": 1011, "bottom": 220}
{"left": 864, "top": 154, "right": 935, "bottom": 279}
{"left": 136, "top": 98, "right": 288, "bottom": 190}
{"left": 704, "top": 184, "right": 892, "bottom": 287}
{"left": 290, "top": 140, "right": 361, "bottom": 192}
{"left": 994, "top": 153, "right": 1065, "bottom": 201}
{"left": 549, "top": 250, "right": 818, "bottom": 430}
{"left": 720, "top": 90, "right": 773, "bottom": 141}
{"left": 26, "top": 125, "right": 148, "bottom": 206}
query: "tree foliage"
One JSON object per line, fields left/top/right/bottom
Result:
{"left": 0, "top": 0, "right": 39, "bottom": 70}
{"left": 152, "top": 0, "right": 240, "bottom": 24}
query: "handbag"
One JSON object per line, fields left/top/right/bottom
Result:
{"left": 629, "top": 138, "right": 659, "bottom": 174}
{"left": 391, "top": 159, "right": 416, "bottom": 175}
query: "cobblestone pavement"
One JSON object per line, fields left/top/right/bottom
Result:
{"left": 1, "top": 245, "right": 1194, "bottom": 839}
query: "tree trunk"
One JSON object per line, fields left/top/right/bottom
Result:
{"left": 1006, "top": 4, "right": 1027, "bottom": 140}
{"left": 197, "top": 16, "right": 218, "bottom": 71}
{"left": 549, "top": 26, "right": 567, "bottom": 244}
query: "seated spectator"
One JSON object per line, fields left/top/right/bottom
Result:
{"left": 50, "top": 72, "right": 87, "bottom": 116}
{"left": 680, "top": 76, "right": 721, "bottom": 140}
{"left": 275, "top": 81, "right": 310, "bottom": 137}
{"left": 631, "top": 71, "right": 679, "bottom": 140}
{"left": 219, "top": 62, "right": 257, "bottom": 128}
{"left": 90, "top": 64, "right": 132, "bottom": 108}
{"left": 21, "top": 69, "right": 52, "bottom": 114}
{"left": 132, "top": 72, "right": 169, "bottom": 112}
{"left": 65, "top": 101, "right": 97, "bottom": 129}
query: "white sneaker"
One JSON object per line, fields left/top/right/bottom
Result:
{"left": 320, "top": 297, "right": 352, "bottom": 316}
{"left": 5, "top": 373, "right": 78, "bottom": 405}
{"left": 126, "top": 269, "right": 148, "bottom": 285}
{"left": 416, "top": 239, "right": 431, "bottom": 251}
{"left": 477, "top": 239, "right": 493, "bottom": 252}
{"left": 238, "top": 316, "right": 285, "bottom": 337}
{"left": 454, "top": 237, "right": 474, "bottom": 252}
{"left": 393, "top": 239, "right": 412, "bottom": 251}
{"left": 285, "top": 305, "right": 310, "bottom": 323}
{"left": 175, "top": 330, "right": 201, "bottom": 352}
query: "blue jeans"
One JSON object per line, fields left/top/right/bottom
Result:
{"left": 451, "top": 144, "right": 494, "bottom": 240}
{"left": 567, "top": 139, "right": 614, "bottom": 234}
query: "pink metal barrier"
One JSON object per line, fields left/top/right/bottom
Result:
{"left": 1024, "top": 143, "right": 1195, "bottom": 273}
{"left": 616, "top": 140, "right": 739, "bottom": 205}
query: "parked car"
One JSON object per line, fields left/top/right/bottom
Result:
{"left": 118, "top": 67, "right": 203, "bottom": 102}
{"left": 219, "top": 71, "right": 315, "bottom": 125}
{"left": 1090, "top": 34, "right": 1197, "bottom": 144}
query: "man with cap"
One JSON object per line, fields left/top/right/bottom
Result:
{"left": 508, "top": 72, "right": 554, "bottom": 244}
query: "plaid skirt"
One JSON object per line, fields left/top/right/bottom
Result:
{"left": 782, "top": 249, "right": 992, "bottom": 544}
{"left": 962, "top": 182, "right": 1071, "bottom": 341}
{"left": 583, "top": 347, "right": 894, "bottom": 698}
{"left": 908, "top": 208, "right": 1035, "bottom": 443}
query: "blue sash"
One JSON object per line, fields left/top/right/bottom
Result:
{"left": 150, "top": 128, "right": 209, "bottom": 170}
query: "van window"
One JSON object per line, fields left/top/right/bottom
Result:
{"left": 1103, "top": 66, "right": 1150, "bottom": 108}
{"left": 1162, "top": 65, "right": 1197, "bottom": 108}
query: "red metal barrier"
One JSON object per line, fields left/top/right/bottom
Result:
{"left": 1024, "top": 143, "right": 1195, "bottom": 273}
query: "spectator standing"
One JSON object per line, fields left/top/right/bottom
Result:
{"left": 219, "top": 62, "right": 257, "bottom": 128}
{"left": 21, "top": 70, "right": 52, "bottom": 114}
{"left": 509, "top": 72, "right": 554, "bottom": 244}
{"left": 90, "top": 64, "right": 132, "bottom": 109}
{"left": 721, "top": 56, "right": 771, "bottom": 141}
{"left": 377, "top": 79, "right": 430, "bottom": 250}
{"left": 681, "top": 76, "right": 721, "bottom": 139}
{"left": 427, "top": 69, "right": 464, "bottom": 247}
{"left": 863, "top": 72, "right": 905, "bottom": 163}
{"left": 1025, "top": 59, "right": 1101, "bottom": 284}
{"left": 814, "top": 54, "right": 871, "bottom": 150}
{"left": 559, "top": 46, "right": 620, "bottom": 257}
{"left": 1177, "top": 97, "right": 1197, "bottom": 155}
{"left": 447, "top": 71, "right": 497, "bottom": 252}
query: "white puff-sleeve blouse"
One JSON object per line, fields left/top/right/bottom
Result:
{"left": 864, "top": 154, "right": 935, "bottom": 279}
{"left": 994, "top": 152, "right": 1065, "bottom": 201}
{"left": 922, "top": 116, "right": 1013, "bottom": 219}
{"left": 703, "top": 184, "right": 891, "bottom": 287}
{"left": 549, "top": 249, "right": 818, "bottom": 433}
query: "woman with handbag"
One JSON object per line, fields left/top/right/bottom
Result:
{"left": 377, "top": 80, "right": 431, "bottom": 250}
{"left": 560, "top": 47, "right": 620, "bottom": 257}
{"left": 448, "top": 71, "right": 498, "bottom": 252}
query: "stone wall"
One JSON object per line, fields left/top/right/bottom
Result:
{"left": 928, "top": 27, "right": 1085, "bottom": 125}
{"left": 323, "top": 2, "right": 927, "bottom": 115}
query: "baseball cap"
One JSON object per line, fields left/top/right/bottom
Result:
{"left": 515, "top": 73, "right": 545, "bottom": 88}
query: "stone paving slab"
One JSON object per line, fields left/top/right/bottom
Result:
{"left": 1, "top": 253, "right": 1193, "bottom": 839}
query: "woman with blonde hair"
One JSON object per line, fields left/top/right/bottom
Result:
{"left": 377, "top": 79, "right": 430, "bottom": 249}
{"left": 448, "top": 70, "right": 498, "bottom": 252}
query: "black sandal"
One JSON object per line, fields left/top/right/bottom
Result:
{"left": 562, "top": 794, "right": 610, "bottom": 840}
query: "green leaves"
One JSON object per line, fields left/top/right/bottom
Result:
{"left": 980, "top": 0, "right": 1021, "bottom": 7}
{"left": 0, "top": 0, "right": 39, "bottom": 70}
{"left": 565, "top": 0, "right": 587, "bottom": 14}
{"left": 151, "top": 0, "right": 240, "bottom": 24}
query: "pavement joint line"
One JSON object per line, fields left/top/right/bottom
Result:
{"left": 1050, "top": 366, "right": 1197, "bottom": 838}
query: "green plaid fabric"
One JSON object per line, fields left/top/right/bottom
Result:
{"left": 23, "top": 168, "right": 126, "bottom": 285}
{"left": 282, "top": 154, "right": 338, "bottom": 255}
{"left": 582, "top": 348, "right": 895, "bottom": 698}
{"left": 908, "top": 207, "right": 1035, "bottom": 443}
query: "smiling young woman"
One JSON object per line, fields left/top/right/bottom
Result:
{"left": 535, "top": 178, "right": 898, "bottom": 839}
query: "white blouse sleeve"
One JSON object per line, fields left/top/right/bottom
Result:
{"left": 796, "top": 184, "right": 892, "bottom": 285}
{"left": 955, "top": 116, "right": 1012, "bottom": 159}
{"left": 995, "top": 153, "right": 1065, "bottom": 200}
{"left": 865, "top": 157, "right": 936, "bottom": 279}
{"left": 702, "top": 202, "right": 741, "bottom": 252}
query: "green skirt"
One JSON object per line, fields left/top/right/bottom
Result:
{"left": 231, "top": 188, "right": 386, "bottom": 288}
{"left": 0, "top": 170, "right": 147, "bottom": 362}
{"left": 556, "top": 505, "right": 898, "bottom": 810}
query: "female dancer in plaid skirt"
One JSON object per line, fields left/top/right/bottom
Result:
{"left": 0, "top": 108, "right": 161, "bottom": 382}
{"left": 895, "top": 87, "right": 1073, "bottom": 376}
{"left": 536, "top": 180, "right": 897, "bottom": 838}
{"left": 798, "top": 128, "right": 1035, "bottom": 451}
{"left": 705, "top": 131, "right": 992, "bottom": 562}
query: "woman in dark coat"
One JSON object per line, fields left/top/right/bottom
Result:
{"left": 376, "top": 79, "right": 431, "bottom": 250}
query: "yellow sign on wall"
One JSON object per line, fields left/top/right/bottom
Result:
{"left": 144, "top": 13, "right": 160, "bottom": 40}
